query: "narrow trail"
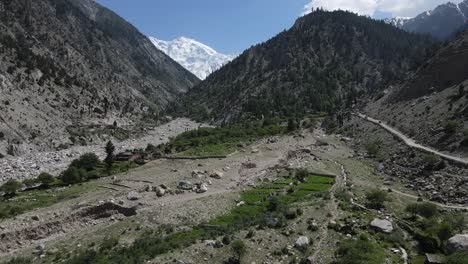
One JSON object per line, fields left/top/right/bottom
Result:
{"left": 334, "top": 161, "right": 410, "bottom": 264}
{"left": 309, "top": 161, "right": 344, "bottom": 260}
{"left": 355, "top": 113, "right": 468, "bottom": 166}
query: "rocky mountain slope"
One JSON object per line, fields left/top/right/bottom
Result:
{"left": 0, "top": 0, "right": 199, "bottom": 155}
{"left": 365, "top": 30, "right": 468, "bottom": 155}
{"left": 174, "top": 10, "right": 433, "bottom": 122}
{"left": 386, "top": 0, "right": 468, "bottom": 40}
{"left": 150, "top": 36, "right": 237, "bottom": 80}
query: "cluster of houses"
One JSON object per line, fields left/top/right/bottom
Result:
{"left": 114, "top": 150, "right": 160, "bottom": 165}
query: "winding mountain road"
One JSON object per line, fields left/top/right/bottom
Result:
{"left": 356, "top": 113, "right": 468, "bottom": 166}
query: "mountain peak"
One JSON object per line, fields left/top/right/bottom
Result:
{"left": 386, "top": 1, "right": 468, "bottom": 39}
{"left": 150, "top": 37, "right": 237, "bottom": 80}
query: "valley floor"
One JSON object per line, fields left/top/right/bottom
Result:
{"left": 0, "top": 121, "right": 466, "bottom": 263}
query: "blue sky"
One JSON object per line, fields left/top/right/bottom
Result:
{"left": 96, "top": 0, "right": 310, "bottom": 54}
{"left": 95, "top": 0, "right": 459, "bottom": 54}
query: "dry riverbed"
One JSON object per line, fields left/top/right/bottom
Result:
{"left": 0, "top": 118, "right": 202, "bottom": 183}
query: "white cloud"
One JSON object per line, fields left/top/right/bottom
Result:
{"left": 303, "top": 0, "right": 464, "bottom": 17}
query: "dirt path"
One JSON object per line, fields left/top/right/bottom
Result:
{"left": 356, "top": 113, "right": 468, "bottom": 166}
{"left": 379, "top": 186, "right": 468, "bottom": 211}
{"left": 309, "top": 161, "right": 344, "bottom": 260}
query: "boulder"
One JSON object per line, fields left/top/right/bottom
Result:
{"left": 178, "top": 180, "right": 192, "bottom": 190}
{"left": 447, "top": 234, "right": 468, "bottom": 254}
{"left": 209, "top": 170, "right": 224, "bottom": 179}
{"left": 204, "top": 240, "right": 217, "bottom": 247}
{"left": 196, "top": 184, "right": 208, "bottom": 193}
{"left": 236, "top": 201, "right": 245, "bottom": 207}
{"left": 127, "top": 191, "right": 140, "bottom": 201}
{"left": 295, "top": 236, "right": 310, "bottom": 249}
{"left": 155, "top": 187, "right": 165, "bottom": 197}
{"left": 370, "top": 218, "right": 393, "bottom": 233}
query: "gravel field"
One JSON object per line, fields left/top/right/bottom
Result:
{"left": 0, "top": 118, "right": 203, "bottom": 183}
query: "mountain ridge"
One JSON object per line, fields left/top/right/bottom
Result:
{"left": 385, "top": 0, "right": 468, "bottom": 39}
{"left": 0, "top": 0, "right": 199, "bottom": 153}
{"left": 173, "top": 10, "right": 434, "bottom": 122}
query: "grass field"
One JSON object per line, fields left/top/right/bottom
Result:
{"left": 0, "top": 161, "right": 137, "bottom": 220}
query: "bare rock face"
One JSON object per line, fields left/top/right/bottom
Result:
{"left": 447, "top": 234, "right": 468, "bottom": 254}
{"left": 0, "top": 0, "right": 199, "bottom": 150}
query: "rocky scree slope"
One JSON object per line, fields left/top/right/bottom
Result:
{"left": 173, "top": 10, "right": 433, "bottom": 122}
{"left": 365, "top": 30, "right": 468, "bottom": 155}
{"left": 0, "top": 0, "right": 199, "bottom": 154}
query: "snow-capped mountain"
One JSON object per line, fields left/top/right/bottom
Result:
{"left": 384, "top": 17, "right": 411, "bottom": 28}
{"left": 150, "top": 36, "right": 237, "bottom": 80}
{"left": 384, "top": 0, "right": 468, "bottom": 40}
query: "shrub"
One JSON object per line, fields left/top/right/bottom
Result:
{"left": 37, "top": 172, "right": 55, "bottom": 187}
{"left": 231, "top": 240, "right": 246, "bottom": 258}
{"left": 100, "top": 236, "right": 120, "bottom": 252}
{"left": 435, "top": 222, "right": 455, "bottom": 245}
{"left": 145, "top": 144, "right": 157, "bottom": 152}
{"left": 445, "top": 120, "right": 461, "bottom": 135}
{"left": 0, "top": 180, "right": 23, "bottom": 196}
{"left": 295, "top": 169, "right": 309, "bottom": 182}
{"left": 22, "top": 178, "right": 38, "bottom": 188}
{"left": 405, "top": 202, "right": 438, "bottom": 218}
{"left": 61, "top": 166, "right": 87, "bottom": 184}
{"left": 335, "top": 236, "right": 385, "bottom": 264}
{"left": 444, "top": 213, "right": 466, "bottom": 233}
{"left": 222, "top": 235, "right": 231, "bottom": 245}
{"left": 71, "top": 153, "right": 100, "bottom": 171}
{"left": 446, "top": 252, "right": 468, "bottom": 264}
{"left": 0, "top": 131, "right": 4, "bottom": 139}
{"left": 365, "top": 189, "right": 390, "bottom": 209}
{"left": 365, "top": 140, "right": 381, "bottom": 157}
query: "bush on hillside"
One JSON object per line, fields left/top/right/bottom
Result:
{"left": 365, "top": 189, "right": 390, "bottom": 209}
{"left": 0, "top": 180, "right": 23, "bottom": 196}
{"left": 70, "top": 153, "right": 100, "bottom": 171}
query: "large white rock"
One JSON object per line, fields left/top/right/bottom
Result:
{"left": 370, "top": 218, "right": 393, "bottom": 233}
{"left": 196, "top": 183, "right": 208, "bottom": 193}
{"left": 295, "top": 236, "right": 310, "bottom": 248}
{"left": 127, "top": 191, "right": 140, "bottom": 201}
{"left": 447, "top": 234, "right": 468, "bottom": 253}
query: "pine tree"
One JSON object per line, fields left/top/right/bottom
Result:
{"left": 105, "top": 140, "right": 115, "bottom": 175}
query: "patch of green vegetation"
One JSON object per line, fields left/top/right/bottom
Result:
{"left": 399, "top": 201, "right": 466, "bottom": 254}
{"left": 335, "top": 234, "right": 386, "bottom": 264}
{"left": 365, "top": 140, "right": 382, "bottom": 157}
{"left": 0, "top": 160, "right": 136, "bottom": 220}
{"left": 154, "top": 120, "right": 288, "bottom": 157}
{"left": 0, "top": 182, "right": 94, "bottom": 219}
{"left": 62, "top": 171, "right": 333, "bottom": 263}
{"left": 444, "top": 120, "right": 462, "bottom": 135}
{"left": 446, "top": 252, "right": 468, "bottom": 264}
{"left": 365, "top": 189, "right": 390, "bottom": 209}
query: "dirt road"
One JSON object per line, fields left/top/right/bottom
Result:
{"left": 356, "top": 113, "right": 468, "bottom": 166}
